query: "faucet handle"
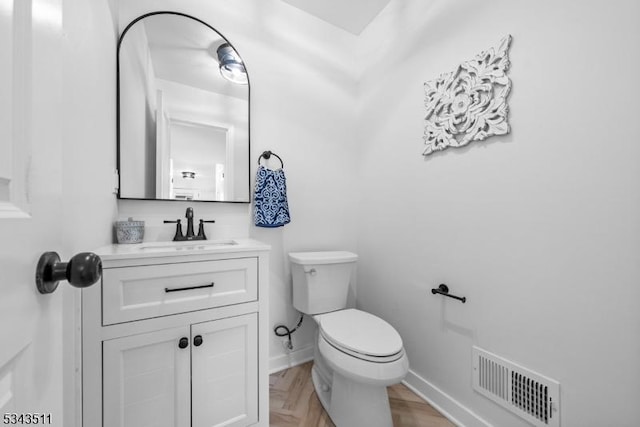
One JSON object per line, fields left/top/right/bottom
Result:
{"left": 163, "top": 219, "right": 185, "bottom": 241}
{"left": 197, "top": 219, "right": 216, "bottom": 240}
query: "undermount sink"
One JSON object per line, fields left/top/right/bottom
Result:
{"left": 138, "top": 240, "right": 238, "bottom": 251}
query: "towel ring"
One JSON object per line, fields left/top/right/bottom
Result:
{"left": 258, "top": 150, "right": 284, "bottom": 168}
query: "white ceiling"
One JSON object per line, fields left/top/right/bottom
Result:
{"left": 281, "top": 0, "right": 391, "bottom": 35}
{"left": 141, "top": 14, "right": 247, "bottom": 100}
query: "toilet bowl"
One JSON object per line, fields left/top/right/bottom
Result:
{"left": 288, "top": 251, "right": 409, "bottom": 427}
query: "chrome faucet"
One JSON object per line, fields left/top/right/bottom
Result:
{"left": 164, "top": 207, "right": 215, "bottom": 241}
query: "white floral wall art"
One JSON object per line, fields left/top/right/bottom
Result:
{"left": 423, "top": 35, "right": 512, "bottom": 156}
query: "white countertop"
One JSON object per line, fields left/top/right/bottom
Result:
{"left": 94, "top": 238, "right": 270, "bottom": 261}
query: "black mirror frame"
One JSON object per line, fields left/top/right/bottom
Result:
{"left": 116, "top": 11, "right": 251, "bottom": 203}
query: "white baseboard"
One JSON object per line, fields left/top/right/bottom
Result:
{"left": 269, "top": 345, "right": 314, "bottom": 374}
{"left": 403, "top": 369, "right": 493, "bottom": 427}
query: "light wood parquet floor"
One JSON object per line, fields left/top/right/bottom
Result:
{"left": 269, "top": 362, "right": 456, "bottom": 427}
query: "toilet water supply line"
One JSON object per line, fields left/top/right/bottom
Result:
{"left": 274, "top": 313, "right": 304, "bottom": 350}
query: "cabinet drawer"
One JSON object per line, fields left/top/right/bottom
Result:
{"left": 102, "top": 258, "right": 258, "bottom": 325}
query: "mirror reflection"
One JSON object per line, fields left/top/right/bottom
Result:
{"left": 118, "top": 12, "right": 250, "bottom": 202}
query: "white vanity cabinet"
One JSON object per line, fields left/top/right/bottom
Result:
{"left": 83, "top": 240, "right": 270, "bottom": 427}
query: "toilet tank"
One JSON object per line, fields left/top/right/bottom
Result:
{"left": 289, "top": 251, "right": 358, "bottom": 315}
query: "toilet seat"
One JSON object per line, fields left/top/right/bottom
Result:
{"left": 320, "top": 330, "right": 405, "bottom": 363}
{"left": 317, "top": 329, "right": 409, "bottom": 387}
{"left": 316, "top": 309, "right": 404, "bottom": 363}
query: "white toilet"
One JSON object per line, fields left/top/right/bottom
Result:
{"left": 289, "top": 251, "right": 409, "bottom": 427}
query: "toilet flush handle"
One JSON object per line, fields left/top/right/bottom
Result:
{"left": 304, "top": 268, "right": 317, "bottom": 276}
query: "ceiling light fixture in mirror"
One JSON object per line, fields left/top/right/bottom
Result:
{"left": 216, "top": 43, "right": 248, "bottom": 85}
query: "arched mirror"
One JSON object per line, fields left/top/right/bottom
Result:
{"left": 117, "top": 12, "right": 250, "bottom": 202}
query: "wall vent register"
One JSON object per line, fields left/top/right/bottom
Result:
{"left": 472, "top": 346, "right": 560, "bottom": 427}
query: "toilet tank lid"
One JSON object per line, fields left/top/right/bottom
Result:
{"left": 289, "top": 251, "right": 358, "bottom": 265}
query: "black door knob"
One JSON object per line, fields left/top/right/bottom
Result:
{"left": 178, "top": 337, "right": 189, "bottom": 349}
{"left": 36, "top": 252, "right": 102, "bottom": 294}
{"left": 194, "top": 335, "right": 203, "bottom": 347}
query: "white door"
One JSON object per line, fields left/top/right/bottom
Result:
{"left": 191, "top": 313, "right": 258, "bottom": 427}
{"left": 103, "top": 327, "right": 192, "bottom": 427}
{"left": 0, "top": 0, "right": 68, "bottom": 424}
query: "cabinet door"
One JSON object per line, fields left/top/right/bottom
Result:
{"left": 103, "top": 326, "right": 191, "bottom": 427}
{"left": 192, "top": 313, "right": 258, "bottom": 427}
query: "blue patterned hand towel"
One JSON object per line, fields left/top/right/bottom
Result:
{"left": 254, "top": 165, "right": 291, "bottom": 227}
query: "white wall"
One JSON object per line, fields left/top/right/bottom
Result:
{"left": 61, "top": 0, "right": 119, "bottom": 425}
{"left": 356, "top": 1, "right": 640, "bottom": 426}
{"left": 113, "top": 0, "right": 360, "bottom": 370}
{"left": 62, "top": 0, "right": 118, "bottom": 268}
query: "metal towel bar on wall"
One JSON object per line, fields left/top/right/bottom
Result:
{"left": 431, "top": 284, "right": 466, "bottom": 303}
